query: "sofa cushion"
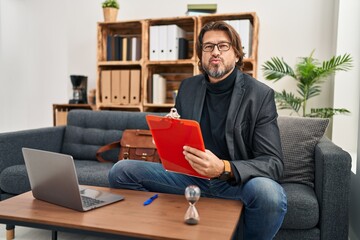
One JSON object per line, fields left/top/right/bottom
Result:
{"left": 62, "top": 125, "right": 121, "bottom": 161}
{"left": 0, "top": 161, "right": 113, "bottom": 195}
{"left": 277, "top": 116, "right": 329, "bottom": 188}
{"left": 0, "top": 164, "right": 30, "bottom": 195}
{"left": 61, "top": 110, "right": 155, "bottom": 162}
{"left": 281, "top": 183, "right": 319, "bottom": 229}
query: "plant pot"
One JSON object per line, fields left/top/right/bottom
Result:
{"left": 103, "top": 7, "right": 118, "bottom": 22}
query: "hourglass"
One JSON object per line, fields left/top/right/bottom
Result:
{"left": 184, "top": 185, "right": 201, "bottom": 225}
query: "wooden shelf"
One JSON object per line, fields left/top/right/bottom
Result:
{"left": 146, "top": 59, "right": 196, "bottom": 65}
{"left": 52, "top": 104, "right": 94, "bottom": 126}
{"left": 96, "top": 13, "right": 259, "bottom": 112}
{"left": 98, "top": 103, "right": 143, "bottom": 111}
{"left": 97, "top": 61, "right": 143, "bottom": 66}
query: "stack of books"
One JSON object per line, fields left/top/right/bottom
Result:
{"left": 148, "top": 72, "right": 192, "bottom": 104}
{"left": 100, "top": 69, "right": 141, "bottom": 105}
{"left": 149, "top": 24, "right": 188, "bottom": 61}
{"left": 186, "top": 4, "right": 217, "bottom": 16}
{"left": 152, "top": 74, "right": 167, "bottom": 104}
{"left": 106, "top": 35, "right": 141, "bottom": 61}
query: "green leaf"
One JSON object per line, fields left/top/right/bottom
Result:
{"left": 262, "top": 57, "right": 296, "bottom": 81}
{"left": 306, "top": 108, "right": 350, "bottom": 118}
{"left": 274, "top": 90, "right": 302, "bottom": 113}
{"left": 297, "top": 83, "right": 321, "bottom": 100}
{"left": 296, "top": 56, "right": 319, "bottom": 84}
{"left": 317, "top": 53, "right": 353, "bottom": 78}
{"left": 102, "top": 0, "right": 119, "bottom": 9}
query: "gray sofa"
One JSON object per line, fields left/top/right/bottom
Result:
{"left": 0, "top": 110, "right": 351, "bottom": 239}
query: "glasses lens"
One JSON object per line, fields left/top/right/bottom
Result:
{"left": 202, "top": 44, "right": 214, "bottom": 52}
{"left": 218, "top": 42, "right": 230, "bottom": 51}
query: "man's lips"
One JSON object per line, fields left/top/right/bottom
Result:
{"left": 210, "top": 58, "right": 222, "bottom": 64}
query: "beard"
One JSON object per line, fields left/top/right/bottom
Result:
{"left": 202, "top": 57, "right": 235, "bottom": 79}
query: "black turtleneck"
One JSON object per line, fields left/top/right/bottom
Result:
{"left": 200, "top": 68, "right": 236, "bottom": 160}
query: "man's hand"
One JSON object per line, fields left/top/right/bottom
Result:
{"left": 183, "top": 146, "right": 224, "bottom": 178}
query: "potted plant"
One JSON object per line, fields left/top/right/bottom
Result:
{"left": 262, "top": 50, "right": 353, "bottom": 118}
{"left": 102, "top": 0, "right": 119, "bottom": 22}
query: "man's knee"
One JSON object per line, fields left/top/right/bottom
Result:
{"left": 108, "top": 160, "right": 137, "bottom": 187}
{"left": 245, "top": 177, "right": 287, "bottom": 213}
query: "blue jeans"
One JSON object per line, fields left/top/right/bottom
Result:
{"left": 108, "top": 160, "right": 287, "bottom": 240}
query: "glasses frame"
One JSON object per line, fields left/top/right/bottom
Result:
{"left": 201, "top": 42, "right": 232, "bottom": 52}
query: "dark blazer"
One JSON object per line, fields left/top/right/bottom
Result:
{"left": 175, "top": 69, "right": 284, "bottom": 185}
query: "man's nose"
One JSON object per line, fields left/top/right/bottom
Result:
{"left": 211, "top": 46, "right": 221, "bottom": 56}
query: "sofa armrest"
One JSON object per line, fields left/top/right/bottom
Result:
{"left": 0, "top": 126, "right": 65, "bottom": 173}
{"left": 314, "top": 137, "right": 351, "bottom": 240}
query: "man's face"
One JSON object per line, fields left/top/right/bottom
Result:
{"left": 201, "top": 30, "right": 239, "bottom": 83}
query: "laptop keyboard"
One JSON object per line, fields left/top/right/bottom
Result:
{"left": 81, "top": 195, "right": 105, "bottom": 208}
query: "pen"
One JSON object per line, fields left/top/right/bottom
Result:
{"left": 143, "top": 194, "right": 158, "bottom": 206}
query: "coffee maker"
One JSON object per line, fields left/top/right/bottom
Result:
{"left": 69, "top": 75, "right": 87, "bottom": 104}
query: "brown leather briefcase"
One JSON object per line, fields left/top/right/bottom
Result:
{"left": 96, "top": 129, "right": 161, "bottom": 163}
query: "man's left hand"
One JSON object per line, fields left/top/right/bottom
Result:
{"left": 183, "top": 146, "right": 224, "bottom": 178}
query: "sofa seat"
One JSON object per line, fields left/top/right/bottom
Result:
{"left": 281, "top": 183, "right": 319, "bottom": 229}
{"left": 0, "top": 160, "right": 114, "bottom": 196}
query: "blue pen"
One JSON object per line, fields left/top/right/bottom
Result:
{"left": 143, "top": 194, "right": 158, "bottom": 206}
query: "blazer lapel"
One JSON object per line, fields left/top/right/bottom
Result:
{"left": 192, "top": 79, "right": 207, "bottom": 122}
{"left": 226, "top": 70, "right": 245, "bottom": 160}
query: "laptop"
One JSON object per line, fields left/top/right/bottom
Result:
{"left": 22, "top": 148, "right": 124, "bottom": 212}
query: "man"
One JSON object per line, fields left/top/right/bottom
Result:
{"left": 109, "top": 21, "right": 287, "bottom": 239}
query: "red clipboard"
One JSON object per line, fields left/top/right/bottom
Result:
{"left": 146, "top": 115, "right": 209, "bottom": 179}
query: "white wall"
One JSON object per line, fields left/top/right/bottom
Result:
{"left": 332, "top": 0, "right": 360, "bottom": 173}
{"left": 0, "top": 0, "right": 69, "bottom": 131}
{"left": 0, "top": 0, "right": 340, "bottom": 133}
{"left": 333, "top": 1, "right": 360, "bottom": 238}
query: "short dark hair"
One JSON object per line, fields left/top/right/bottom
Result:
{"left": 196, "top": 21, "right": 245, "bottom": 73}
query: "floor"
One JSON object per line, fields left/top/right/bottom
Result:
{"left": 0, "top": 224, "right": 109, "bottom": 240}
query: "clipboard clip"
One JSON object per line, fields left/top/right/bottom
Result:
{"left": 166, "top": 108, "right": 181, "bottom": 119}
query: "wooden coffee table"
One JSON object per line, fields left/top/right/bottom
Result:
{"left": 0, "top": 186, "right": 243, "bottom": 240}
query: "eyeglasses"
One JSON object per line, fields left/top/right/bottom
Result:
{"left": 202, "top": 42, "right": 231, "bottom": 52}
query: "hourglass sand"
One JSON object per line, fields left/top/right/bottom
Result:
{"left": 184, "top": 185, "right": 201, "bottom": 225}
